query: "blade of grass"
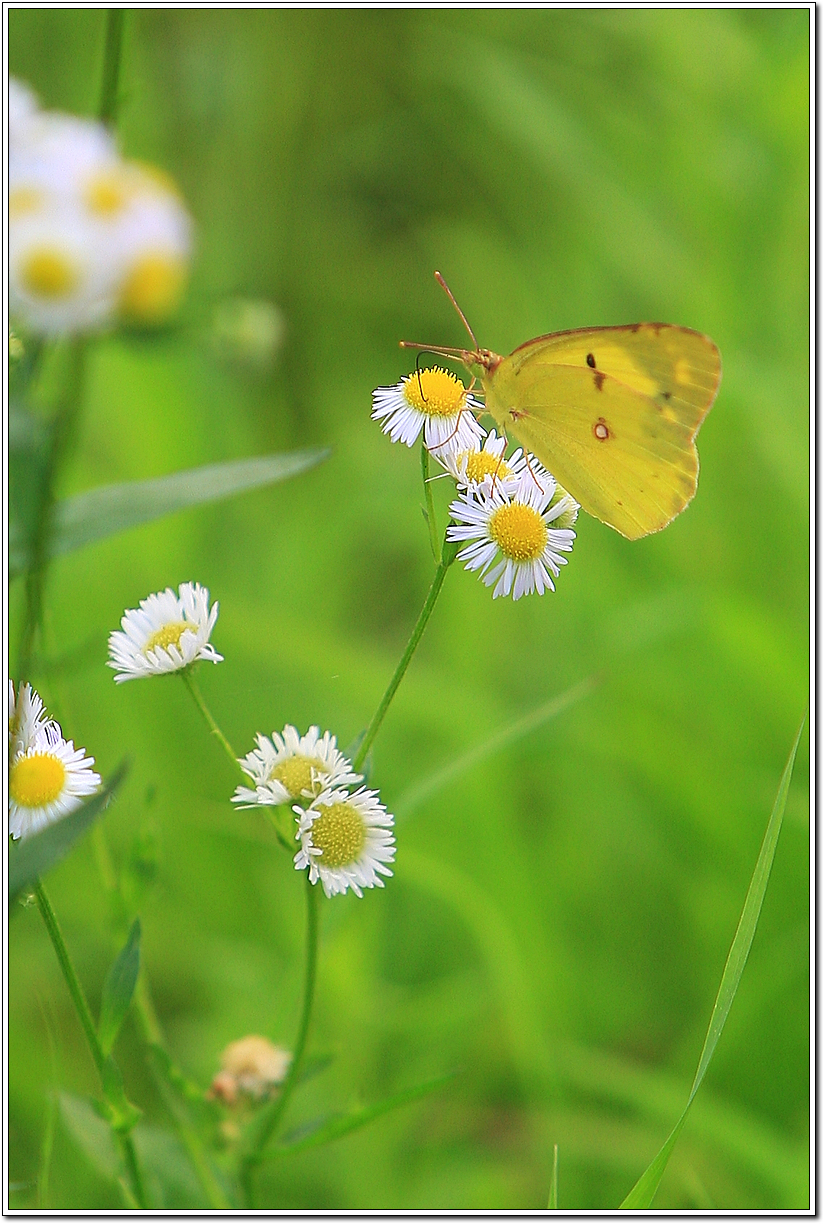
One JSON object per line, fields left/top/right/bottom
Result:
{"left": 266, "top": 1073, "right": 455, "bottom": 1161}
{"left": 394, "top": 675, "right": 597, "bottom": 818}
{"left": 9, "top": 450, "right": 329, "bottom": 577}
{"left": 619, "top": 715, "right": 806, "bottom": 1209}
{"left": 547, "top": 1143, "right": 559, "bottom": 1209}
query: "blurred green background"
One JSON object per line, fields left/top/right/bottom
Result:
{"left": 9, "top": 7, "right": 809, "bottom": 1210}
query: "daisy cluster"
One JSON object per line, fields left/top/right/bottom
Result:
{"left": 8, "top": 681, "right": 100, "bottom": 842}
{"left": 106, "top": 580, "right": 394, "bottom": 899}
{"left": 233, "top": 726, "right": 395, "bottom": 899}
{"left": 372, "top": 368, "right": 580, "bottom": 599}
{"left": 9, "top": 77, "right": 192, "bottom": 336}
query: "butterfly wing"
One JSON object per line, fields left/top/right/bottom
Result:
{"left": 482, "top": 324, "right": 721, "bottom": 540}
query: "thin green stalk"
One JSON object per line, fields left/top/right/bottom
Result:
{"left": 35, "top": 879, "right": 105, "bottom": 1080}
{"left": 34, "top": 879, "right": 147, "bottom": 1208}
{"left": 421, "top": 442, "right": 441, "bottom": 563}
{"left": 16, "top": 340, "right": 86, "bottom": 685}
{"left": 239, "top": 875, "right": 321, "bottom": 1206}
{"left": 353, "top": 549, "right": 454, "bottom": 773}
{"left": 179, "top": 668, "right": 241, "bottom": 773}
{"left": 98, "top": 9, "right": 126, "bottom": 127}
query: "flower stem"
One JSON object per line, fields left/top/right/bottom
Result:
{"left": 353, "top": 545, "right": 455, "bottom": 774}
{"left": 238, "top": 874, "right": 320, "bottom": 1206}
{"left": 179, "top": 668, "right": 241, "bottom": 774}
{"left": 98, "top": 8, "right": 126, "bottom": 127}
{"left": 421, "top": 442, "right": 441, "bottom": 563}
{"left": 34, "top": 879, "right": 147, "bottom": 1209}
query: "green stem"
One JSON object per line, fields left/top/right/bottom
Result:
{"left": 98, "top": 9, "right": 126, "bottom": 127}
{"left": 239, "top": 875, "right": 320, "bottom": 1206}
{"left": 34, "top": 879, "right": 147, "bottom": 1209}
{"left": 421, "top": 442, "right": 441, "bottom": 563}
{"left": 179, "top": 668, "right": 241, "bottom": 773}
{"left": 353, "top": 548, "right": 454, "bottom": 773}
{"left": 16, "top": 340, "right": 87, "bottom": 685}
{"left": 35, "top": 879, "right": 105, "bottom": 1080}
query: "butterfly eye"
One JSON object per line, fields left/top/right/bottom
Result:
{"left": 586, "top": 352, "right": 596, "bottom": 369}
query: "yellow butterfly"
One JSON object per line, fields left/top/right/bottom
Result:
{"left": 402, "top": 273, "right": 722, "bottom": 541}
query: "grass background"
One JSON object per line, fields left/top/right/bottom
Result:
{"left": 8, "top": 8, "right": 809, "bottom": 1210}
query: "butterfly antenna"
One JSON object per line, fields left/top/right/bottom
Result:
{"left": 434, "top": 271, "right": 479, "bottom": 350}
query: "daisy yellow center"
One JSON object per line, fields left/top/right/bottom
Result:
{"left": 119, "top": 254, "right": 187, "bottom": 323}
{"left": 462, "top": 450, "right": 511, "bottom": 483}
{"left": 10, "top": 753, "right": 66, "bottom": 808}
{"left": 85, "top": 172, "right": 129, "bottom": 215}
{"left": 270, "top": 755, "right": 327, "bottom": 799}
{"left": 9, "top": 186, "right": 43, "bottom": 218}
{"left": 402, "top": 368, "right": 466, "bottom": 417}
{"left": 489, "top": 502, "right": 548, "bottom": 561}
{"left": 145, "top": 621, "right": 192, "bottom": 654}
{"left": 20, "top": 248, "right": 78, "bottom": 298}
{"left": 309, "top": 802, "right": 366, "bottom": 869}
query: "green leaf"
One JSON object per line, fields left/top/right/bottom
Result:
{"left": 98, "top": 919, "right": 141, "bottom": 1057}
{"left": 268, "top": 1073, "right": 454, "bottom": 1160}
{"left": 619, "top": 716, "right": 806, "bottom": 1209}
{"left": 132, "top": 1123, "right": 211, "bottom": 1210}
{"left": 59, "top": 1093, "right": 119, "bottom": 1182}
{"left": 9, "top": 449, "right": 330, "bottom": 577}
{"left": 547, "top": 1143, "right": 559, "bottom": 1209}
{"left": 8, "top": 764, "right": 127, "bottom": 906}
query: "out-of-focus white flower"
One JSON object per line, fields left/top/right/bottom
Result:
{"left": 8, "top": 77, "right": 39, "bottom": 139}
{"left": 9, "top": 84, "right": 194, "bottom": 334}
{"left": 108, "top": 582, "right": 223, "bottom": 682}
{"left": 9, "top": 720, "right": 101, "bottom": 842}
{"left": 294, "top": 785, "right": 395, "bottom": 898}
{"left": 110, "top": 164, "right": 192, "bottom": 324}
{"left": 9, "top": 205, "right": 122, "bottom": 335}
{"left": 233, "top": 726, "right": 361, "bottom": 810}
{"left": 10, "top": 111, "right": 119, "bottom": 205}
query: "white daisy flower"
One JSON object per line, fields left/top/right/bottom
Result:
{"left": 438, "top": 428, "right": 528, "bottom": 492}
{"left": 108, "top": 582, "right": 223, "bottom": 683}
{"left": 294, "top": 785, "right": 395, "bottom": 899}
{"left": 233, "top": 725, "right": 361, "bottom": 809}
{"left": 9, "top": 205, "right": 122, "bottom": 335}
{"left": 372, "top": 367, "right": 484, "bottom": 458}
{"left": 9, "top": 680, "right": 57, "bottom": 761}
{"left": 9, "top": 721, "right": 101, "bottom": 842}
{"left": 447, "top": 464, "right": 578, "bottom": 600}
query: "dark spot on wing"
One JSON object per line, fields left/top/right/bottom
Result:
{"left": 663, "top": 390, "right": 671, "bottom": 400}
{"left": 586, "top": 352, "right": 596, "bottom": 369}
{"left": 594, "top": 370, "right": 605, "bottom": 392}
{"left": 630, "top": 324, "right": 641, "bottom": 333}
